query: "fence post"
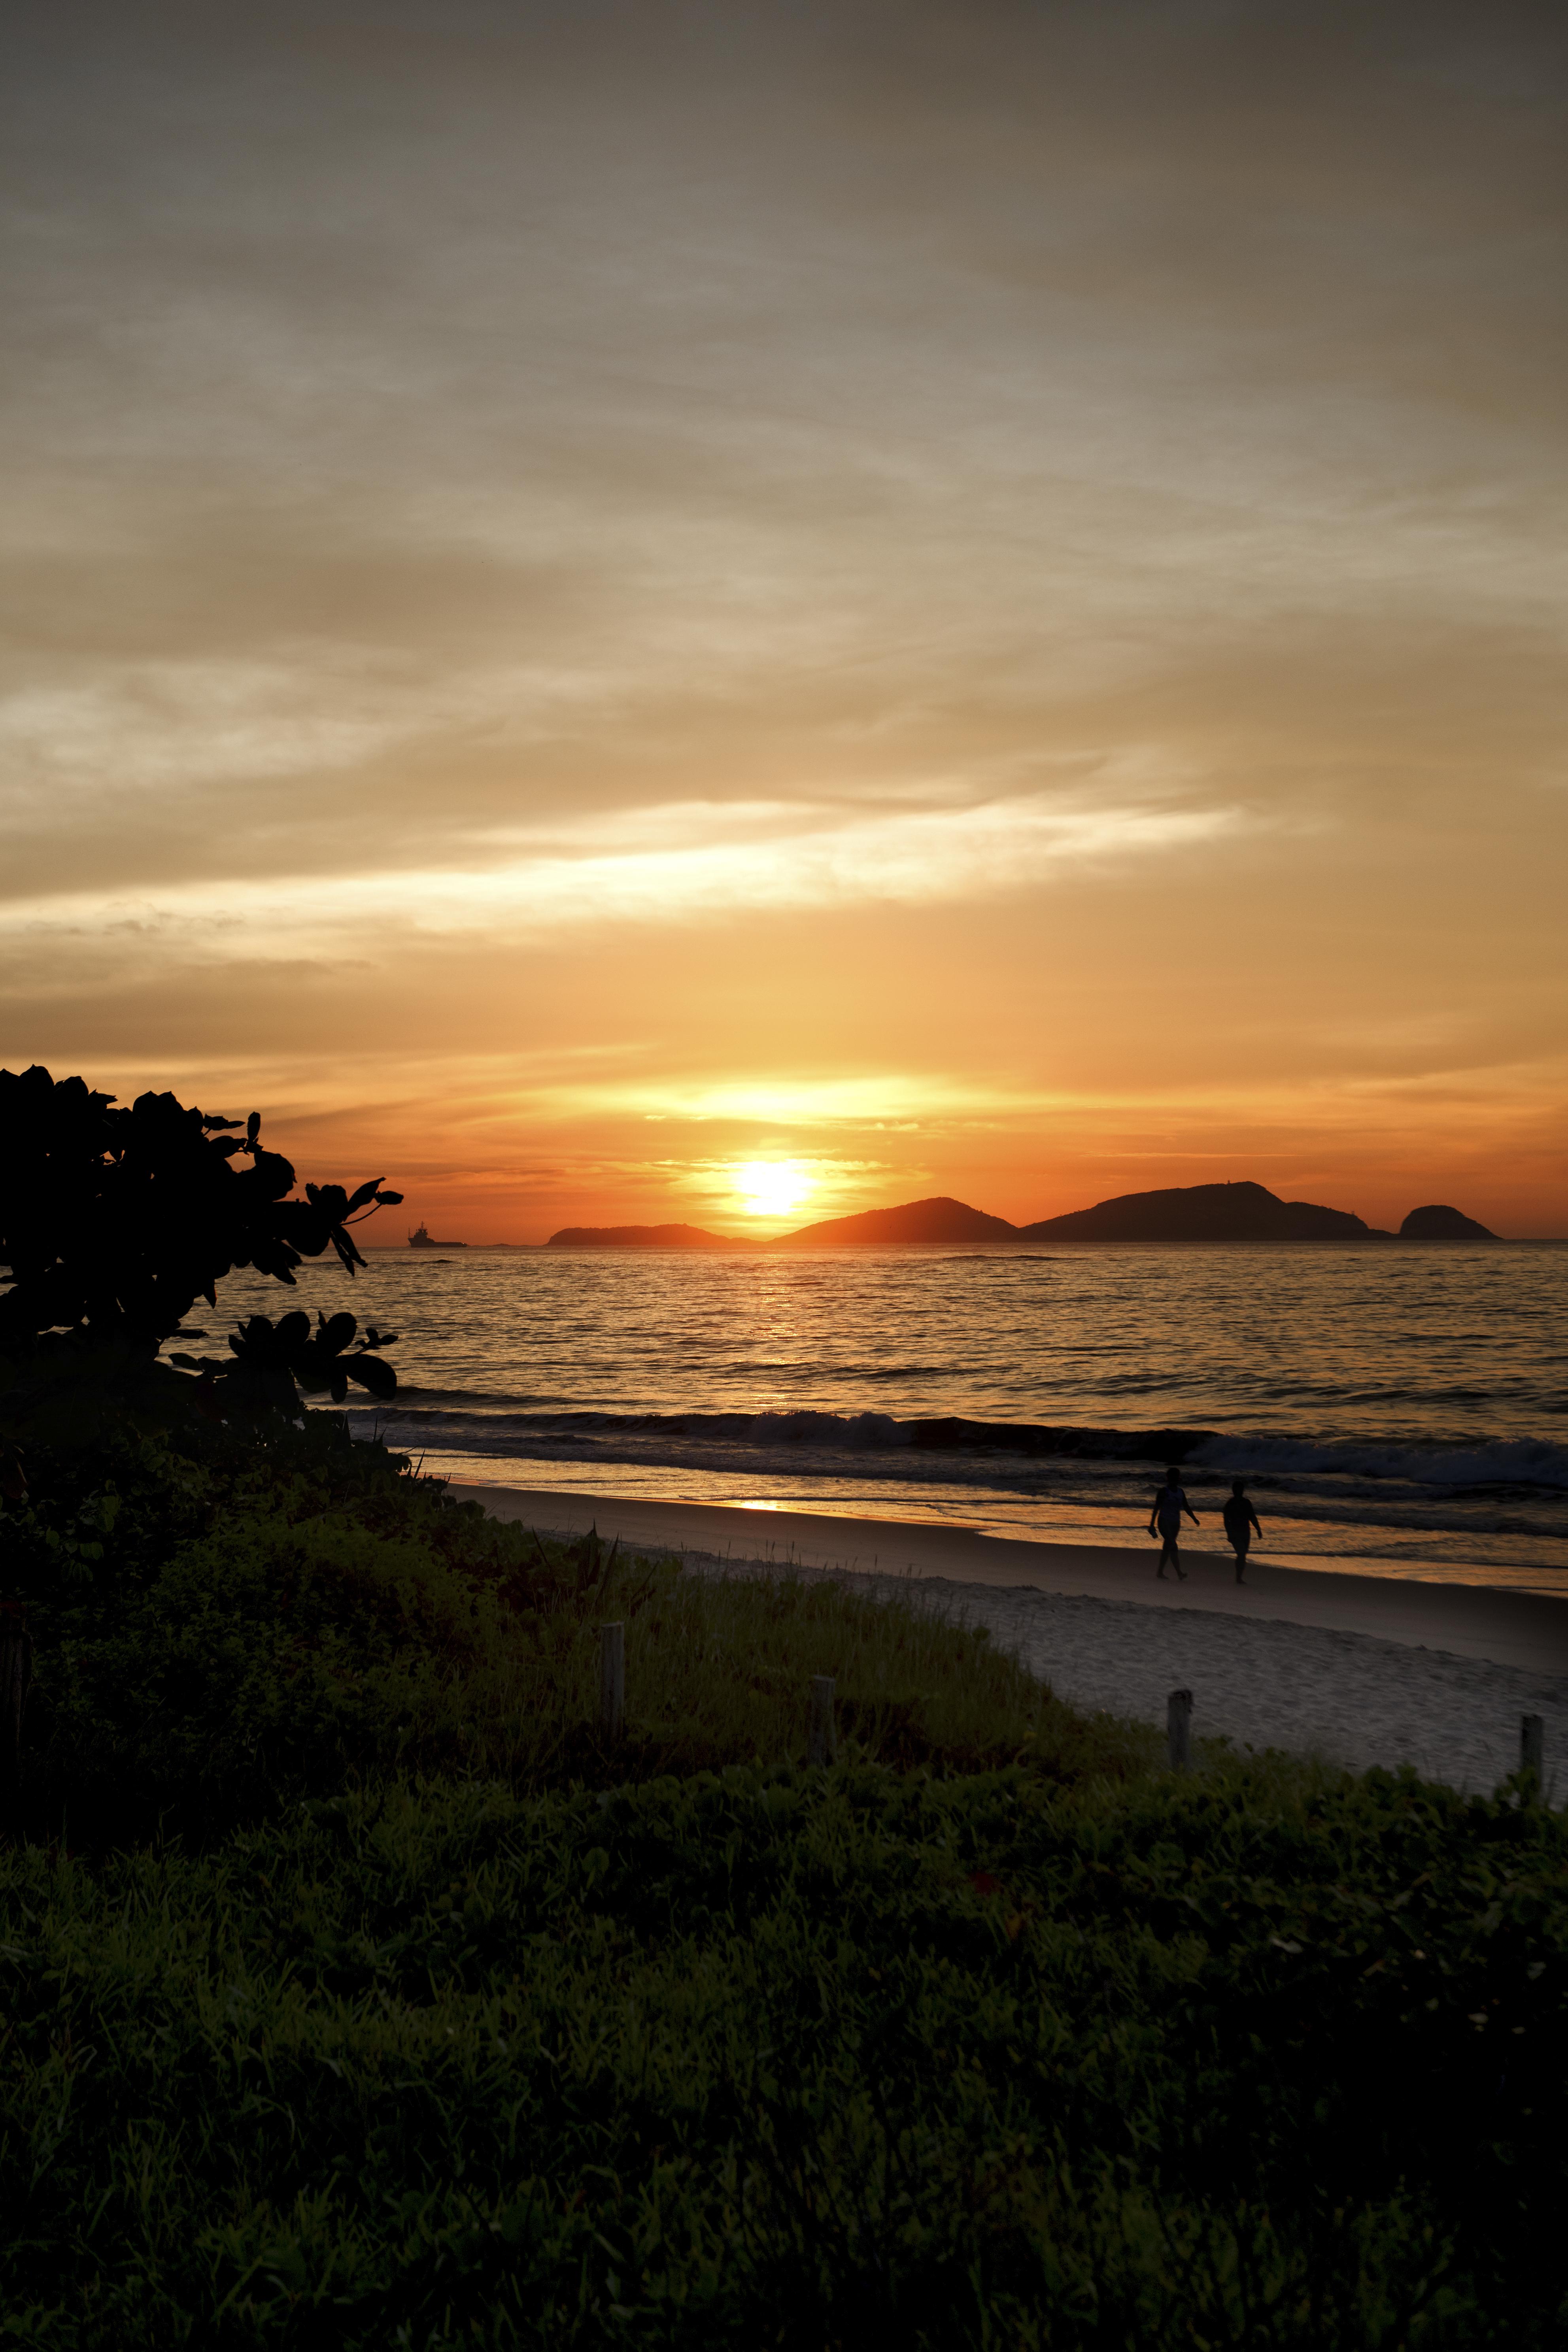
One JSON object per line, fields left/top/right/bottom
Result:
{"left": 0, "top": 1606, "right": 32, "bottom": 1834}
{"left": 599, "top": 1622, "right": 625, "bottom": 1743}
{"left": 1167, "top": 1688, "right": 1193, "bottom": 1771}
{"left": 1521, "top": 1713, "right": 1544, "bottom": 1794}
{"left": 808, "top": 1674, "right": 837, "bottom": 1768}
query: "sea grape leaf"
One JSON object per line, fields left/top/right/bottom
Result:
{"left": 0, "top": 1064, "right": 402, "bottom": 1422}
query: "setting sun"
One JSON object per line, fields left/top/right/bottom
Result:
{"left": 728, "top": 1160, "right": 816, "bottom": 1219}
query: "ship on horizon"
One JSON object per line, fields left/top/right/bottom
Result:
{"left": 408, "top": 1223, "right": 468, "bottom": 1249}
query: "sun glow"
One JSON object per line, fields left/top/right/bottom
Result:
{"left": 729, "top": 1160, "right": 816, "bottom": 1219}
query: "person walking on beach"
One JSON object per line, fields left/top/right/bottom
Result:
{"left": 1222, "top": 1479, "right": 1262, "bottom": 1583}
{"left": 1149, "top": 1467, "right": 1199, "bottom": 1581}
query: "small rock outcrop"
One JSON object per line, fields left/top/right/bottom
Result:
{"left": 1398, "top": 1204, "right": 1496, "bottom": 1240}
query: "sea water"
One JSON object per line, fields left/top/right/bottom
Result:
{"left": 209, "top": 1242, "right": 1568, "bottom": 1592}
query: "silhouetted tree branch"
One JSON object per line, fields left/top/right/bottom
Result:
{"left": 0, "top": 1066, "right": 402, "bottom": 1417}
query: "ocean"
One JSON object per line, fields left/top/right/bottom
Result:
{"left": 205, "top": 1241, "right": 1568, "bottom": 1594}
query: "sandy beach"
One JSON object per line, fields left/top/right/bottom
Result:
{"left": 453, "top": 1484, "right": 1568, "bottom": 1796}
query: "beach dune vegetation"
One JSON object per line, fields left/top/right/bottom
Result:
{"left": 0, "top": 1416, "right": 1137, "bottom": 1849}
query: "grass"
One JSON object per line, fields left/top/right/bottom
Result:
{"left": 1, "top": 1414, "right": 1565, "bottom": 2346}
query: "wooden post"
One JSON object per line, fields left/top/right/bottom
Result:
{"left": 1521, "top": 1713, "right": 1544, "bottom": 1792}
{"left": 599, "top": 1622, "right": 625, "bottom": 1743}
{"left": 808, "top": 1674, "right": 837, "bottom": 1768}
{"left": 1167, "top": 1688, "right": 1193, "bottom": 1771}
{"left": 0, "top": 1608, "right": 32, "bottom": 1831}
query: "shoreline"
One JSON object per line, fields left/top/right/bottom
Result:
{"left": 452, "top": 1484, "right": 1568, "bottom": 1791}
{"left": 450, "top": 1484, "right": 1568, "bottom": 1673}
{"left": 418, "top": 1452, "right": 1567, "bottom": 1596}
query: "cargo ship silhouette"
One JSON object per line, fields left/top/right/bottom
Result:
{"left": 408, "top": 1223, "right": 467, "bottom": 1249}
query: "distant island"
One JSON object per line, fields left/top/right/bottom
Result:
{"left": 772, "top": 1196, "right": 1017, "bottom": 1248}
{"left": 1398, "top": 1204, "right": 1496, "bottom": 1240}
{"left": 1018, "top": 1180, "right": 1389, "bottom": 1244}
{"left": 545, "top": 1179, "right": 1498, "bottom": 1248}
{"left": 546, "top": 1222, "right": 744, "bottom": 1249}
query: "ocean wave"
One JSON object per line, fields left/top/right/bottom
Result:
{"left": 1188, "top": 1432, "right": 1568, "bottom": 1490}
{"left": 371, "top": 1402, "right": 1568, "bottom": 1492}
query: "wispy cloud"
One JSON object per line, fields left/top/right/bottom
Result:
{"left": 529, "top": 1074, "right": 1047, "bottom": 1126}
{"left": 0, "top": 793, "right": 1242, "bottom": 957}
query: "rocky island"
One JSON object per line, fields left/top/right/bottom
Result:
{"left": 771, "top": 1196, "right": 1018, "bottom": 1247}
{"left": 1017, "top": 1179, "right": 1388, "bottom": 1244}
{"left": 546, "top": 1222, "right": 743, "bottom": 1248}
{"left": 1398, "top": 1204, "right": 1497, "bottom": 1239}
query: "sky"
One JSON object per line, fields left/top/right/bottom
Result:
{"left": 3, "top": 0, "right": 1565, "bottom": 1239}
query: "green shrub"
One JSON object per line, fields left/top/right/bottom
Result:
{"left": 1, "top": 1764, "right": 1564, "bottom": 2347}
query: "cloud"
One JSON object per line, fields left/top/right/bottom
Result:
{"left": 533, "top": 1074, "right": 1043, "bottom": 1127}
{"left": 0, "top": 791, "right": 1242, "bottom": 959}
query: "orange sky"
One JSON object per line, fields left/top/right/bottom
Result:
{"left": 3, "top": 2, "right": 1565, "bottom": 1238}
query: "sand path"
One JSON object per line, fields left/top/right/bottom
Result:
{"left": 827, "top": 1577, "right": 1567, "bottom": 1794}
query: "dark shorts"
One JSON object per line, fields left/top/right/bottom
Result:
{"left": 1155, "top": 1521, "right": 1182, "bottom": 1544}
{"left": 1226, "top": 1529, "right": 1251, "bottom": 1553}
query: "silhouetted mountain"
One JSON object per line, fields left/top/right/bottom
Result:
{"left": 1017, "top": 1180, "right": 1384, "bottom": 1244}
{"left": 1399, "top": 1203, "right": 1496, "bottom": 1240}
{"left": 546, "top": 1223, "right": 742, "bottom": 1248}
{"left": 774, "top": 1196, "right": 1018, "bottom": 1247}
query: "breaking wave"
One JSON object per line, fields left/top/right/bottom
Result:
{"left": 378, "top": 1398, "right": 1568, "bottom": 1495}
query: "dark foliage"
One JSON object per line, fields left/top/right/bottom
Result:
{"left": 1, "top": 1762, "right": 1564, "bottom": 2346}
{"left": 0, "top": 1417, "right": 1072, "bottom": 1849}
{"left": 0, "top": 1063, "right": 402, "bottom": 1419}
